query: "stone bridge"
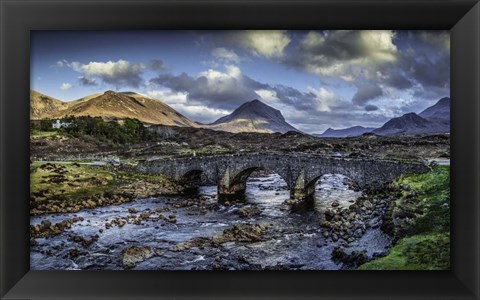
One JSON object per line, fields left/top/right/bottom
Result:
{"left": 136, "top": 153, "right": 430, "bottom": 200}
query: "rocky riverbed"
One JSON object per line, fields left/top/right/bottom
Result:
{"left": 30, "top": 173, "right": 394, "bottom": 270}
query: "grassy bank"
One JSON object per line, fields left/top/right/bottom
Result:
{"left": 30, "top": 130, "right": 59, "bottom": 138}
{"left": 359, "top": 165, "right": 450, "bottom": 270}
{"left": 30, "top": 162, "right": 179, "bottom": 215}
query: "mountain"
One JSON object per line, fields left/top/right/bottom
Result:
{"left": 419, "top": 97, "right": 450, "bottom": 121}
{"left": 30, "top": 90, "right": 68, "bottom": 119}
{"left": 31, "top": 90, "right": 199, "bottom": 127}
{"left": 372, "top": 112, "right": 449, "bottom": 136}
{"left": 316, "top": 126, "right": 376, "bottom": 138}
{"left": 372, "top": 97, "right": 450, "bottom": 136}
{"left": 206, "top": 99, "right": 299, "bottom": 133}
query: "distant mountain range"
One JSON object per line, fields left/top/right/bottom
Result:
{"left": 30, "top": 90, "right": 298, "bottom": 134}
{"left": 31, "top": 90, "right": 449, "bottom": 136}
{"left": 205, "top": 99, "right": 299, "bottom": 133}
{"left": 316, "top": 97, "right": 450, "bottom": 137}
{"left": 315, "top": 126, "right": 376, "bottom": 138}
{"left": 31, "top": 90, "right": 199, "bottom": 127}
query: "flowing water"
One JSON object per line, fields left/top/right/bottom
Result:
{"left": 30, "top": 173, "right": 392, "bottom": 270}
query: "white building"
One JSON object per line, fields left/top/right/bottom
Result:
{"left": 52, "top": 119, "right": 71, "bottom": 129}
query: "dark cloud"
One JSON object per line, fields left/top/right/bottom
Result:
{"left": 272, "top": 85, "right": 314, "bottom": 111}
{"left": 364, "top": 104, "right": 379, "bottom": 111}
{"left": 392, "top": 30, "right": 450, "bottom": 91}
{"left": 150, "top": 67, "right": 267, "bottom": 110}
{"left": 284, "top": 31, "right": 398, "bottom": 80}
{"left": 409, "top": 59, "right": 449, "bottom": 89}
{"left": 149, "top": 59, "right": 165, "bottom": 71}
{"left": 381, "top": 69, "right": 413, "bottom": 89}
{"left": 79, "top": 76, "right": 97, "bottom": 86}
{"left": 352, "top": 84, "right": 383, "bottom": 105}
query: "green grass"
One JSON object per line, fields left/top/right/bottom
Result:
{"left": 396, "top": 165, "right": 450, "bottom": 234}
{"left": 359, "top": 165, "right": 450, "bottom": 270}
{"left": 359, "top": 233, "right": 450, "bottom": 270}
{"left": 30, "top": 163, "right": 115, "bottom": 203}
{"left": 30, "top": 130, "right": 59, "bottom": 138}
{"left": 30, "top": 162, "right": 173, "bottom": 203}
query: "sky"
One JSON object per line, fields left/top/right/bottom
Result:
{"left": 31, "top": 30, "right": 450, "bottom": 134}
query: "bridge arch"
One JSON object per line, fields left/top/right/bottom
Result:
{"left": 292, "top": 168, "right": 364, "bottom": 199}
{"left": 180, "top": 169, "right": 203, "bottom": 182}
{"left": 177, "top": 168, "right": 207, "bottom": 191}
{"left": 218, "top": 164, "right": 292, "bottom": 199}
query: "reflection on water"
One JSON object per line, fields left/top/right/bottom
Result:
{"left": 30, "top": 173, "right": 390, "bottom": 270}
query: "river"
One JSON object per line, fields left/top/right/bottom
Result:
{"left": 30, "top": 173, "right": 392, "bottom": 270}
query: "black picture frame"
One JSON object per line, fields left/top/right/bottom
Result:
{"left": 1, "top": 0, "right": 479, "bottom": 299}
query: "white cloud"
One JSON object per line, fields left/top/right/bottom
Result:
{"left": 307, "top": 86, "right": 342, "bottom": 112}
{"left": 66, "top": 59, "right": 145, "bottom": 88}
{"left": 255, "top": 89, "right": 279, "bottom": 103}
{"left": 147, "top": 89, "right": 188, "bottom": 104}
{"left": 55, "top": 59, "right": 68, "bottom": 68}
{"left": 238, "top": 30, "right": 291, "bottom": 58}
{"left": 211, "top": 47, "right": 241, "bottom": 63}
{"left": 60, "top": 82, "right": 72, "bottom": 90}
{"left": 197, "top": 65, "right": 244, "bottom": 95}
{"left": 169, "top": 103, "right": 230, "bottom": 124}
{"left": 358, "top": 30, "right": 397, "bottom": 62}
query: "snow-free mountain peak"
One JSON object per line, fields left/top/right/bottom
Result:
{"left": 419, "top": 97, "right": 450, "bottom": 121}
{"left": 207, "top": 99, "right": 299, "bottom": 133}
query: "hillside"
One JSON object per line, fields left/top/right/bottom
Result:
{"left": 30, "top": 90, "right": 68, "bottom": 119}
{"left": 419, "top": 97, "right": 450, "bottom": 121}
{"left": 31, "top": 90, "right": 199, "bottom": 127}
{"left": 372, "top": 113, "right": 449, "bottom": 136}
{"left": 206, "top": 99, "right": 299, "bottom": 134}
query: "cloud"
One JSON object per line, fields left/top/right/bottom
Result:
{"left": 199, "top": 30, "right": 291, "bottom": 59}
{"left": 237, "top": 30, "right": 291, "bottom": 58}
{"left": 420, "top": 31, "right": 450, "bottom": 51}
{"left": 255, "top": 89, "right": 279, "bottom": 103}
{"left": 211, "top": 47, "right": 241, "bottom": 63}
{"left": 286, "top": 30, "right": 397, "bottom": 79}
{"left": 352, "top": 83, "right": 383, "bottom": 105}
{"left": 60, "top": 82, "right": 72, "bottom": 90}
{"left": 365, "top": 104, "right": 379, "bottom": 111}
{"left": 390, "top": 30, "right": 450, "bottom": 92}
{"left": 377, "top": 70, "right": 413, "bottom": 89}
{"left": 169, "top": 104, "right": 230, "bottom": 124}
{"left": 66, "top": 59, "right": 145, "bottom": 88}
{"left": 79, "top": 76, "right": 97, "bottom": 86}
{"left": 147, "top": 89, "right": 188, "bottom": 104}
{"left": 55, "top": 59, "right": 68, "bottom": 68}
{"left": 149, "top": 59, "right": 165, "bottom": 71}
{"left": 150, "top": 65, "right": 267, "bottom": 110}
{"left": 306, "top": 86, "right": 343, "bottom": 112}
